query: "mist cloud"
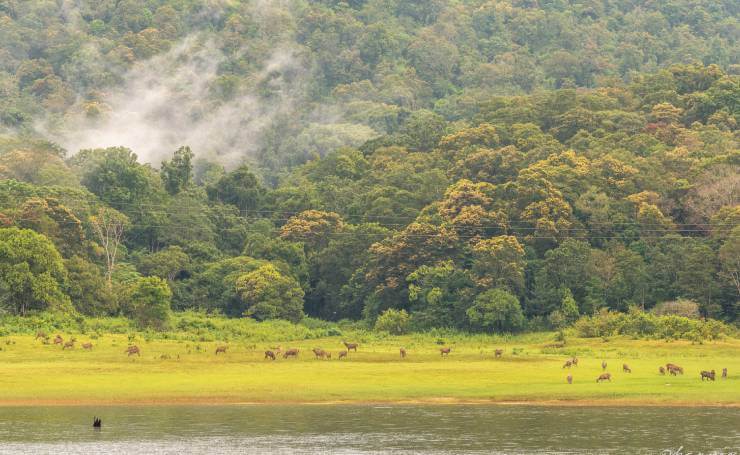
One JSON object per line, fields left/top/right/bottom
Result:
{"left": 48, "top": 36, "right": 309, "bottom": 167}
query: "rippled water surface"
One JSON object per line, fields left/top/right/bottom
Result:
{"left": 0, "top": 405, "right": 737, "bottom": 454}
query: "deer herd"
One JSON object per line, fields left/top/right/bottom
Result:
{"left": 26, "top": 331, "right": 730, "bottom": 383}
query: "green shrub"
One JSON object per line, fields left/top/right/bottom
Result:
{"left": 374, "top": 309, "right": 411, "bottom": 335}
{"left": 573, "top": 309, "right": 735, "bottom": 340}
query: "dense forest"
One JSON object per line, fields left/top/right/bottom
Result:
{"left": 0, "top": 0, "right": 737, "bottom": 331}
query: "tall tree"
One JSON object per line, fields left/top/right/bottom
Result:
{"left": 160, "top": 146, "right": 194, "bottom": 195}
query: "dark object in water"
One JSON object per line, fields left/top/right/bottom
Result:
{"left": 93, "top": 417, "right": 102, "bottom": 428}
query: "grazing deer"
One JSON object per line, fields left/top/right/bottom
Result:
{"left": 722, "top": 368, "right": 727, "bottom": 379}
{"left": 125, "top": 345, "right": 140, "bottom": 356}
{"left": 53, "top": 335, "right": 63, "bottom": 345}
{"left": 62, "top": 340, "right": 75, "bottom": 350}
{"left": 563, "top": 360, "right": 572, "bottom": 369}
{"left": 264, "top": 350, "right": 276, "bottom": 360}
{"left": 283, "top": 348, "right": 299, "bottom": 359}
{"left": 666, "top": 363, "right": 683, "bottom": 375}
{"left": 343, "top": 341, "right": 358, "bottom": 352}
{"left": 338, "top": 350, "right": 347, "bottom": 360}
{"left": 494, "top": 349, "right": 503, "bottom": 358}
{"left": 659, "top": 366, "right": 665, "bottom": 375}
{"left": 597, "top": 373, "right": 612, "bottom": 382}
{"left": 571, "top": 357, "right": 578, "bottom": 366}
{"left": 312, "top": 348, "right": 326, "bottom": 359}
{"left": 601, "top": 361, "right": 607, "bottom": 371}
{"left": 623, "top": 364, "right": 631, "bottom": 373}
{"left": 440, "top": 347, "right": 451, "bottom": 356}
{"left": 215, "top": 346, "right": 228, "bottom": 355}
{"left": 567, "top": 374, "right": 573, "bottom": 384}
{"left": 399, "top": 347, "right": 406, "bottom": 358}
{"left": 82, "top": 342, "right": 93, "bottom": 350}
{"left": 700, "top": 370, "right": 716, "bottom": 381}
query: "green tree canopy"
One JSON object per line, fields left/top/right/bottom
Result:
{"left": 0, "top": 227, "right": 71, "bottom": 315}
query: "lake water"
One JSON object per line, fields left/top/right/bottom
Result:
{"left": 0, "top": 405, "right": 737, "bottom": 454}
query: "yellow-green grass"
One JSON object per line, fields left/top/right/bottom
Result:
{"left": 0, "top": 334, "right": 738, "bottom": 406}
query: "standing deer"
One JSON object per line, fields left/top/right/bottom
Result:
{"left": 312, "top": 348, "right": 326, "bottom": 359}
{"left": 597, "top": 373, "right": 612, "bottom": 382}
{"left": 722, "top": 368, "right": 727, "bottom": 379}
{"left": 338, "top": 350, "right": 347, "bottom": 360}
{"left": 666, "top": 363, "right": 683, "bottom": 375}
{"left": 62, "top": 340, "right": 75, "bottom": 350}
{"left": 601, "top": 361, "right": 607, "bottom": 371}
{"left": 215, "top": 346, "right": 228, "bottom": 355}
{"left": 125, "top": 345, "right": 140, "bottom": 356}
{"left": 343, "top": 341, "right": 358, "bottom": 352}
{"left": 264, "top": 350, "right": 276, "bottom": 360}
{"left": 700, "top": 370, "right": 716, "bottom": 381}
{"left": 440, "top": 347, "right": 451, "bottom": 356}
{"left": 35, "top": 331, "right": 47, "bottom": 340}
{"left": 659, "top": 366, "right": 666, "bottom": 375}
{"left": 494, "top": 349, "right": 503, "bottom": 358}
{"left": 623, "top": 364, "right": 631, "bottom": 373}
{"left": 53, "top": 335, "right": 63, "bottom": 345}
{"left": 283, "top": 348, "right": 299, "bottom": 359}
{"left": 400, "top": 347, "right": 406, "bottom": 358}
{"left": 567, "top": 374, "right": 573, "bottom": 384}
{"left": 563, "top": 360, "right": 573, "bottom": 369}
{"left": 571, "top": 357, "right": 578, "bottom": 366}
{"left": 82, "top": 342, "right": 93, "bottom": 350}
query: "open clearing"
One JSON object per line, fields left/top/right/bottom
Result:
{"left": 0, "top": 334, "right": 737, "bottom": 406}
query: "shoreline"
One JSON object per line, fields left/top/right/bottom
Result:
{"left": 1, "top": 397, "right": 738, "bottom": 408}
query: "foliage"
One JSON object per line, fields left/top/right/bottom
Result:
{"left": 235, "top": 264, "right": 305, "bottom": 323}
{"left": 374, "top": 308, "right": 411, "bottom": 335}
{"left": 0, "top": 228, "right": 71, "bottom": 315}
{"left": 466, "top": 289, "right": 525, "bottom": 333}
{"left": 0, "top": 0, "right": 737, "bottom": 329}
{"left": 572, "top": 309, "right": 735, "bottom": 340}
{"left": 125, "top": 276, "right": 172, "bottom": 330}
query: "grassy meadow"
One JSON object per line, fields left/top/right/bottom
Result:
{"left": 0, "top": 328, "right": 738, "bottom": 406}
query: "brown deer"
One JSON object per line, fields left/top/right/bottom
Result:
{"left": 53, "top": 335, "right": 63, "bottom": 345}
{"left": 283, "top": 348, "right": 299, "bottom": 359}
{"left": 722, "top": 368, "right": 727, "bottom": 379}
{"left": 343, "top": 341, "right": 358, "bottom": 352}
{"left": 82, "top": 342, "right": 93, "bottom": 350}
{"left": 597, "top": 373, "right": 612, "bottom": 382}
{"left": 400, "top": 347, "right": 406, "bottom": 358}
{"left": 666, "top": 363, "right": 683, "bottom": 375}
{"left": 440, "top": 347, "right": 451, "bottom": 356}
{"left": 563, "top": 360, "right": 572, "bottom": 369}
{"left": 601, "top": 361, "right": 607, "bottom": 371}
{"left": 571, "top": 357, "right": 578, "bottom": 366}
{"left": 700, "top": 370, "right": 716, "bottom": 381}
{"left": 623, "top": 364, "right": 631, "bottom": 373}
{"left": 659, "top": 366, "right": 665, "bottom": 375}
{"left": 125, "top": 345, "right": 140, "bottom": 356}
{"left": 494, "top": 349, "right": 503, "bottom": 358}
{"left": 338, "top": 350, "right": 347, "bottom": 360}
{"left": 35, "top": 331, "right": 47, "bottom": 340}
{"left": 325, "top": 352, "right": 331, "bottom": 359}
{"left": 215, "top": 346, "right": 228, "bottom": 355}
{"left": 312, "top": 348, "right": 326, "bottom": 359}
{"left": 264, "top": 350, "right": 276, "bottom": 360}
{"left": 62, "top": 340, "right": 75, "bottom": 350}
{"left": 567, "top": 374, "right": 573, "bottom": 384}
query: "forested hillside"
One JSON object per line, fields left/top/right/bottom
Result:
{"left": 0, "top": 0, "right": 737, "bottom": 331}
